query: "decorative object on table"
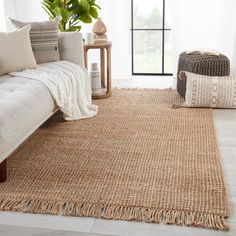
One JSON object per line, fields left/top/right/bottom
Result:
{"left": 84, "top": 42, "right": 112, "bottom": 99}
{"left": 93, "top": 17, "right": 107, "bottom": 35}
{"left": 94, "top": 34, "right": 108, "bottom": 44}
{"left": 90, "top": 63, "right": 102, "bottom": 92}
{"left": 1, "top": 89, "right": 229, "bottom": 231}
{"left": 41, "top": 0, "right": 100, "bottom": 32}
{"left": 10, "top": 17, "right": 60, "bottom": 64}
{"left": 177, "top": 51, "right": 230, "bottom": 97}
{"left": 92, "top": 18, "right": 108, "bottom": 44}
{"left": 86, "top": 32, "right": 95, "bottom": 45}
{"left": 179, "top": 71, "right": 236, "bottom": 108}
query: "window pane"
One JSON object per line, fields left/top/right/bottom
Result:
{"left": 133, "top": 0, "right": 163, "bottom": 29}
{"left": 133, "top": 31, "right": 162, "bottom": 74}
{"left": 165, "top": 0, "right": 171, "bottom": 28}
{"left": 164, "top": 31, "right": 173, "bottom": 73}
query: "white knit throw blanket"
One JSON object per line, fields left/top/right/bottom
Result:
{"left": 10, "top": 61, "right": 98, "bottom": 121}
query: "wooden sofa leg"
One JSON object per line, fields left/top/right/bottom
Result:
{"left": 0, "top": 159, "right": 7, "bottom": 182}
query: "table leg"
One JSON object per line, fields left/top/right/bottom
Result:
{"left": 84, "top": 48, "right": 88, "bottom": 69}
{"left": 100, "top": 48, "right": 105, "bottom": 88}
{"left": 106, "top": 47, "right": 112, "bottom": 96}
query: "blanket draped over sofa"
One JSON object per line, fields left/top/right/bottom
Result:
{"left": 10, "top": 61, "right": 98, "bottom": 120}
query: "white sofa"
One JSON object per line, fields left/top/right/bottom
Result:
{"left": 0, "top": 32, "right": 84, "bottom": 182}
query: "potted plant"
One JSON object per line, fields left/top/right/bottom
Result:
{"left": 41, "top": 0, "right": 100, "bottom": 31}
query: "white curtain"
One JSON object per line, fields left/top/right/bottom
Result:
{"left": 98, "top": 0, "right": 132, "bottom": 79}
{"left": 0, "top": 0, "right": 16, "bottom": 31}
{"left": 81, "top": 0, "right": 132, "bottom": 79}
{"left": 171, "top": 0, "right": 236, "bottom": 75}
{"left": 0, "top": 0, "right": 6, "bottom": 31}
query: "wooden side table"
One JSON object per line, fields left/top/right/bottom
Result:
{"left": 84, "top": 42, "right": 112, "bottom": 99}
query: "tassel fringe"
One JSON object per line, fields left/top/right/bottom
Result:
{"left": 0, "top": 199, "right": 229, "bottom": 231}
{"left": 172, "top": 104, "right": 185, "bottom": 109}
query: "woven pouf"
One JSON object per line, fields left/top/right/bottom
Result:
{"left": 177, "top": 52, "right": 230, "bottom": 97}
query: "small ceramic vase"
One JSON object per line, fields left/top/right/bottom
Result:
{"left": 92, "top": 18, "right": 107, "bottom": 36}
{"left": 86, "top": 32, "right": 95, "bottom": 44}
{"left": 90, "top": 63, "right": 101, "bottom": 90}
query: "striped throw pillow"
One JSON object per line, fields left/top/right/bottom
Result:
{"left": 10, "top": 18, "right": 60, "bottom": 64}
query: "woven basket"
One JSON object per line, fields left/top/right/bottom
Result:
{"left": 177, "top": 52, "right": 230, "bottom": 97}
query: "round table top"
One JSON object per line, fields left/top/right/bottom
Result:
{"left": 84, "top": 42, "right": 112, "bottom": 49}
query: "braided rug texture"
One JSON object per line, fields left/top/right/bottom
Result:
{"left": 0, "top": 89, "right": 229, "bottom": 230}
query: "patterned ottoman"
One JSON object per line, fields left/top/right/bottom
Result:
{"left": 177, "top": 52, "right": 230, "bottom": 97}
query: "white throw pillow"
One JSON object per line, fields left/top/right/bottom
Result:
{"left": 0, "top": 25, "right": 37, "bottom": 76}
{"left": 183, "top": 72, "right": 236, "bottom": 108}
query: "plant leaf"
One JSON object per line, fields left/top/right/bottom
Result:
{"left": 52, "top": 6, "right": 61, "bottom": 16}
{"left": 41, "top": 0, "right": 101, "bottom": 31}
{"left": 42, "top": 5, "right": 54, "bottom": 18}
{"left": 90, "top": 6, "right": 98, "bottom": 19}
{"left": 60, "top": 8, "right": 69, "bottom": 23}
{"left": 79, "top": 0, "right": 90, "bottom": 12}
{"left": 80, "top": 14, "right": 92, "bottom": 23}
{"left": 66, "top": 25, "right": 82, "bottom": 31}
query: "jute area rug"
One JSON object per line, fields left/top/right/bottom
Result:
{"left": 0, "top": 89, "right": 229, "bottom": 231}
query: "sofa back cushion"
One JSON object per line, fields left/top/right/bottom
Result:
{"left": 10, "top": 17, "right": 60, "bottom": 64}
{"left": 58, "top": 32, "right": 84, "bottom": 66}
{"left": 0, "top": 25, "right": 37, "bottom": 76}
{"left": 183, "top": 72, "right": 236, "bottom": 108}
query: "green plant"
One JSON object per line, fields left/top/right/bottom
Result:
{"left": 41, "top": 0, "right": 100, "bottom": 32}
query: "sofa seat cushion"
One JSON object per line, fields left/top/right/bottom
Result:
{"left": 0, "top": 75, "right": 56, "bottom": 161}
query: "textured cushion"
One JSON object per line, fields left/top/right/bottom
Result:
{"left": 183, "top": 72, "right": 236, "bottom": 108}
{"left": 10, "top": 17, "right": 60, "bottom": 64}
{"left": 58, "top": 32, "right": 84, "bottom": 66}
{"left": 0, "top": 75, "right": 56, "bottom": 162}
{"left": 0, "top": 25, "right": 37, "bottom": 76}
{"left": 177, "top": 52, "right": 230, "bottom": 97}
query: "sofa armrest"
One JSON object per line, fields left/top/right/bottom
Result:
{"left": 58, "top": 32, "right": 84, "bottom": 67}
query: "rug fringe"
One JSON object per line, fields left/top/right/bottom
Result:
{"left": 172, "top": 104, "right": 185, "bottom": 109}
{"left": 112, "top": 87, "right": 174, "bottom": 91}
{"left": 63, "top": 203, "right": 229, "bottom": 231}
{"left": 0, "top": 199, "right": 229, "bottom": 231}
{"left": 0, "top": 199, "right": 61, "bottom": 215}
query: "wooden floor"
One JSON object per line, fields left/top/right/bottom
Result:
{"left": 0, "top": 77, "right": 235, "bottom": 236}
{"left": 0, "top": 225, "right": 116, "bottom": 236}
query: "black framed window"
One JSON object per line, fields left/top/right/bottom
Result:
{"left": 131, "top": 0, "right": 172, "bottom": 76}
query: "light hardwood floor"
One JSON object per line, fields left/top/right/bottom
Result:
{"left": 0, "top": 77, "right": 235, "bottom": 236}
{"left": 0, "top": 225, "right": 117, "bottom": 236}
